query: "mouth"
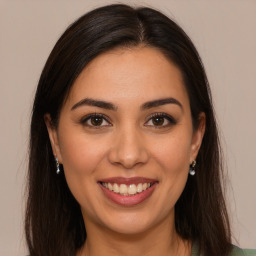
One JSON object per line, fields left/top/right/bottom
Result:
{"left": 100, "top": 182, "right": 153, "bottom": 196}
{"left": 98, "top": 177, "right": 158, "bottom": 206}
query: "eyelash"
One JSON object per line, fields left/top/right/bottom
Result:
{"left": 80, "top": 112, "right": 176, "bottom": 129}
{"left": 145, "top": 112, "right": 177, "bottom": 128}
{"left": 80, "top": 113, "right": 112, "bottom": 128}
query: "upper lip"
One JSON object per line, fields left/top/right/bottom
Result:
{"left": 98, "top": 176, "right": 158, "bottom": 185}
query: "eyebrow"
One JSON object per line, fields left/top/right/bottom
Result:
{"left": 141, "top": 98, "right": 183, "bottom": 111}
{"left": 71, "top": 97, "right": 183, "bottom": 111}
{"left": 71, "top": 98, "right": 117, "bottom": 111}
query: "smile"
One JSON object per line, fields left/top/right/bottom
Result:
{"left": 101, "top": 182, "right": 152, "bottom": 196}
{"left": 98, "top": 177, "right": 158, "bottom": 206}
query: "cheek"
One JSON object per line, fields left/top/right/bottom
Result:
{"left": 58, "top": 131, "right": 107, "bottom": 202}
{"left": 150, "top": 132, "right": 192, "bottom": 205}
{"left": 58, "top": 125, "right": 108, "bottom": 173}
{"left": 152, "top": 132, "right": 192, "bottom": 173}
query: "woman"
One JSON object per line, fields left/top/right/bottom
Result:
{"left": 25, "top": 4, "right": 255, "bottom": 256}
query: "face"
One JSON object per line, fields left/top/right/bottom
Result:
{"left": 46, "top": 47, "right": 205, "bottom": 236}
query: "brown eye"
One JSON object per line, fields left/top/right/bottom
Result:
{"left": 81, "top": 114, "right": 111, "bottom": 128}
{"left": 90, "top": 116, "right": 104, "bottom": 126}
{"left": 152, "top": 116, "right": 165, "bottom": 126}
{"left": 145, "top": 113, "right": 176, "bottom": 128}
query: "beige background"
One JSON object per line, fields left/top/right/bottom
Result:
{"left": 0, "top": 0, "right": 255, "bottom": 255}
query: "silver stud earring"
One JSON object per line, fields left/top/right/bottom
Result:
{"left": 55, "top": 157, "right": 60, "bottom": 174}
{"left": 189, "top": 160, "right": 196, "bottom": 176}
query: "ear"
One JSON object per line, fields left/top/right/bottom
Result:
{"left": 44, "top": 113, "right": 63, "bottom": 163}
{"left": 190, "top": 112, "right": 206, "bottom": 163}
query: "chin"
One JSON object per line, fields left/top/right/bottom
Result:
{"left": 96, "top": 209, "right": 162, "bottom": 236}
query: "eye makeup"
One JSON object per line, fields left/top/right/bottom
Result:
{"left": 80, "top": 113, "right": 112, "bottom": 128}
{"left": 144, "top": 112, "right": 177, "bottom": 129}
{"left": 78, "top": 111, "right": 177, "bottom": 130}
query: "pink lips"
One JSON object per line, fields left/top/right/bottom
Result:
{"left": 98, "top": 177, "right": 158, "bottom": 206}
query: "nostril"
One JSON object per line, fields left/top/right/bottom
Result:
{"left": 107, "top": 144, "right": 149, "bottom": 168}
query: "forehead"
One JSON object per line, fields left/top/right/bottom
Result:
{"left": 65, "top": 46, "right": 189, "bottom": 108}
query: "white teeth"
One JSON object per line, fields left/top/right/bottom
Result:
{"left": 102, "top": 182, "right": 152, "bottom": 196}
{"left": 128, "top": 184, "right": 137, "bottom": 195}
{"left": 113, "top": 183, "right": 119, "bottom": 193}
{"left": 119, "top": 184, "right": 128, "bottom": 194}
{"left": 107, "top": 183, "right": 113, "bottom": 191}
{"left": 137, "top": 183, "right": 143, "bottom": 193}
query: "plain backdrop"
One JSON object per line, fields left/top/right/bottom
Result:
{"left": 0, "top": 0, "right": 255, "bottom": 255}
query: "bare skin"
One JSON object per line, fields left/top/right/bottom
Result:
{"left": 76, "top": 215, "right": 192, "bottom": 256}
{"left": 45, "top": 46, "right": 205, "bottom": 256}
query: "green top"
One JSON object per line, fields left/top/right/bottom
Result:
{"left": 191, "top": 243, "right": 256, "bottom": 256}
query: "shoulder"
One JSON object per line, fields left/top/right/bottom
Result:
{"left": 230, "top": 245, "right": 256, "bottom": 256}
{"left": 191, "top": 242, "right": 256, "bottom": 256}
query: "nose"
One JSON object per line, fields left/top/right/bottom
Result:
{"left": 108, "top": 127, "right": 149, "bottom": 169}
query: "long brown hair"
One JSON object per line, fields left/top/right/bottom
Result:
{"left": 25, "top": 4, "right": 231, "bottom": 256}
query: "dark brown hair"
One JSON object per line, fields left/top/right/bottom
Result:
{"left": 25, "top": 4, "right": 231, "bottom": 256}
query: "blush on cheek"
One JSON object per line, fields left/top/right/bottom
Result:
{"left": 62, "top": 153, "right": 94, "bottom": 177}
{"left": 60, "top": 135, "right": 106, "bottom": 172}
{"left": 60, "top": 144, "right": 106, "bottom": 203}
{"left": 159, "top": 146, "right": 191, "bottom": 171}
{"left": 62, "top": 160, "right": 92, "bottom": 208}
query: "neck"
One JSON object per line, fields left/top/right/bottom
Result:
{"left": 77, "top": 214, "right": 191, "bottom": 256}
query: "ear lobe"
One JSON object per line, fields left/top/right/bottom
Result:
{"left": 44, "top": 114, "right": 63, "bottom": 163}
{"left": 190, "top": 112, "right": 206, "bottom": 162}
